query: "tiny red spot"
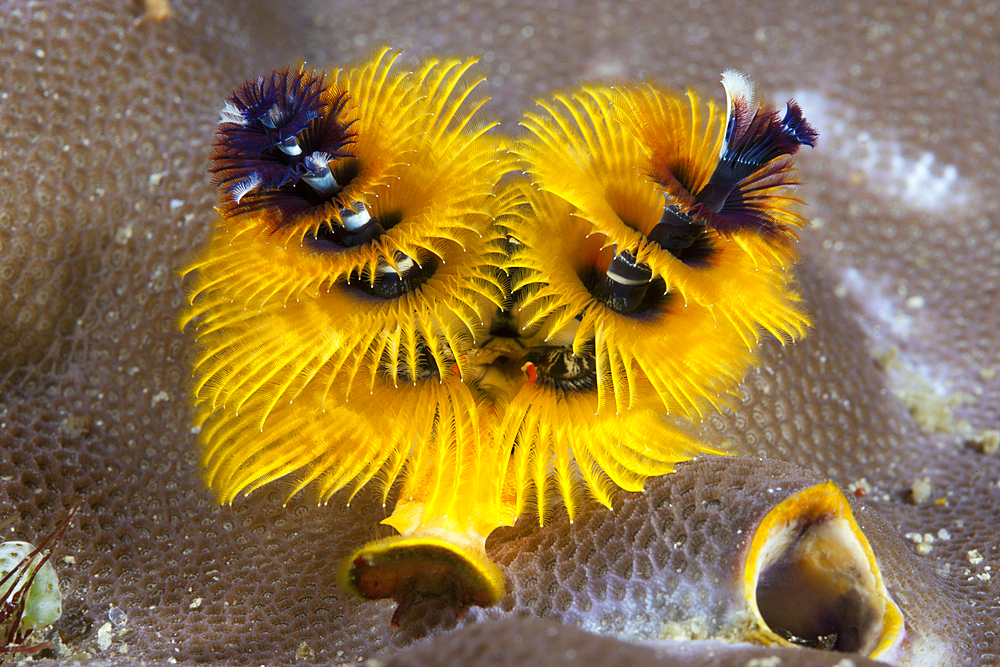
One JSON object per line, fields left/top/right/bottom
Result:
{"left": 521, "top": 362, "right": 537, "bottom": 383}
{"left": 853, "top": 488, "right": 866, "bottom": 498}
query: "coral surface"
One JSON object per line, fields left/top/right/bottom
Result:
{"left": 0, "top": 0, "right": 997, "bottom": 665}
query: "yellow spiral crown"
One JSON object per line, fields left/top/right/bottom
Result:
{"left": 180, "top": 48, "right": 817, "bottom": 623}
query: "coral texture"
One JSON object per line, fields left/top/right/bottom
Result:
{"left": 0, "top": 0, "right": 997, "bottom": 665}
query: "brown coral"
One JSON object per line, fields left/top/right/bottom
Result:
{"left": 1, "top": 0, "right": 998, "bottom": 665}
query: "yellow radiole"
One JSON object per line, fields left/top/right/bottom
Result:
{"left": 180, "top": 47, "right": 816, "bottom": 624}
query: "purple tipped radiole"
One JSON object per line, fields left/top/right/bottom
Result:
{"left": 210, "top": 65, "right": 355, "bottom": 208}
{"left": 644, "top": 69, "right": 818, "bottom": 246}
{"left": 692, "top": 69, "right": 818, "bottom": 239}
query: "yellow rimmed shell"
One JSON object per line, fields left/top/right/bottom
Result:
{"left": 743, "top": 481, "right": 905, "bottom": 659}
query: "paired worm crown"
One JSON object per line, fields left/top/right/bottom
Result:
{"left": 180, "top": 48, "right": 817, "bottom": 622}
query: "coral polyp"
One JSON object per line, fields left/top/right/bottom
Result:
{"left": 181, "top": 54, "right": 816, "bottom": 622}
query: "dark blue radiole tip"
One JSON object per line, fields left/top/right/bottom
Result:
{"left": 698, "top": 99, "right": 819, "bottom": 215}
{"left": 780, "top": 100, "right": 819, "bottom": 149}
{"left": 209, "top": 66, "right": 356, "bottom": 208}
{"left": 221, "top": 67, "right": 326, "bottom": 154}
{"left": 681, "top": 77, "right": 819, "bottom": 240}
